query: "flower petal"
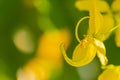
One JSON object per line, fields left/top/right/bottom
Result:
{"left": 88, "top": 2, "right": 104, "bottom": 35}
{"left": 98, "top": 65, "right": 120, "bottom": 80}
{"left": 75, "top": 1, "right": 90, "bottom": 11}
{"left": 95, "top": 14, "right": 114, "bottom": 41}
{"left": 93, "top": 39, "right": 108, "bottom": 66}
{"left": 60, "top": 41, "right": 96, "bottom": 67}
{"left": 75, "top": 0, "right": 110, "bottom": 12}
{"left": 97, "top": 52, "right": 108, "bottom": 66}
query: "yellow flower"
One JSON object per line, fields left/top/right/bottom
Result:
{"left": 75, "top": 0, "right": 114, "bottom": 41}
{"left": 60, "top": 3, "right": 108, "bottom": 67}
{"left": 98, "top": 64, "right": 120, "bottom": 80}
{"left": 112, "top": 0, "right": 120, "bottom": 47}
{"left": 79, "top": 0, "right": 120, "bottom": 47}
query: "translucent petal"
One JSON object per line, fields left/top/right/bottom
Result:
{"left": 93, "top": 39, "right": 108, "bottom": 66}
{"left": 98, "top": 65, "right": 120, "bottom": 80}
{"left": 60, "top": 41, "right": 96, "bottom": 67}
{"left": 75, "top": 0, "right": 110, "bottom": 12}
{"left": 88, "top": 3, "right": 104, "bottom": 35}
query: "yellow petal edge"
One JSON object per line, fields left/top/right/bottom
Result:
{"left": 60, "top": 42, "right": 96, "bottom": 67}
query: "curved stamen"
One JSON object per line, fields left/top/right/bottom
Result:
{"left": 75, "top": 16, "right": 89, "bottom": 43}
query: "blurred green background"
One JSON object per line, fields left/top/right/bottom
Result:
{"left": 0, "top": 0, "right": 120, "bottom": 80}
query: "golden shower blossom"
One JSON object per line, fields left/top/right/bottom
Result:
{"left": 75, "top": 0, "right": 114, "bottom": 41}
{"left": 60, "top": 3, "right": 109, "bottom": 67}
